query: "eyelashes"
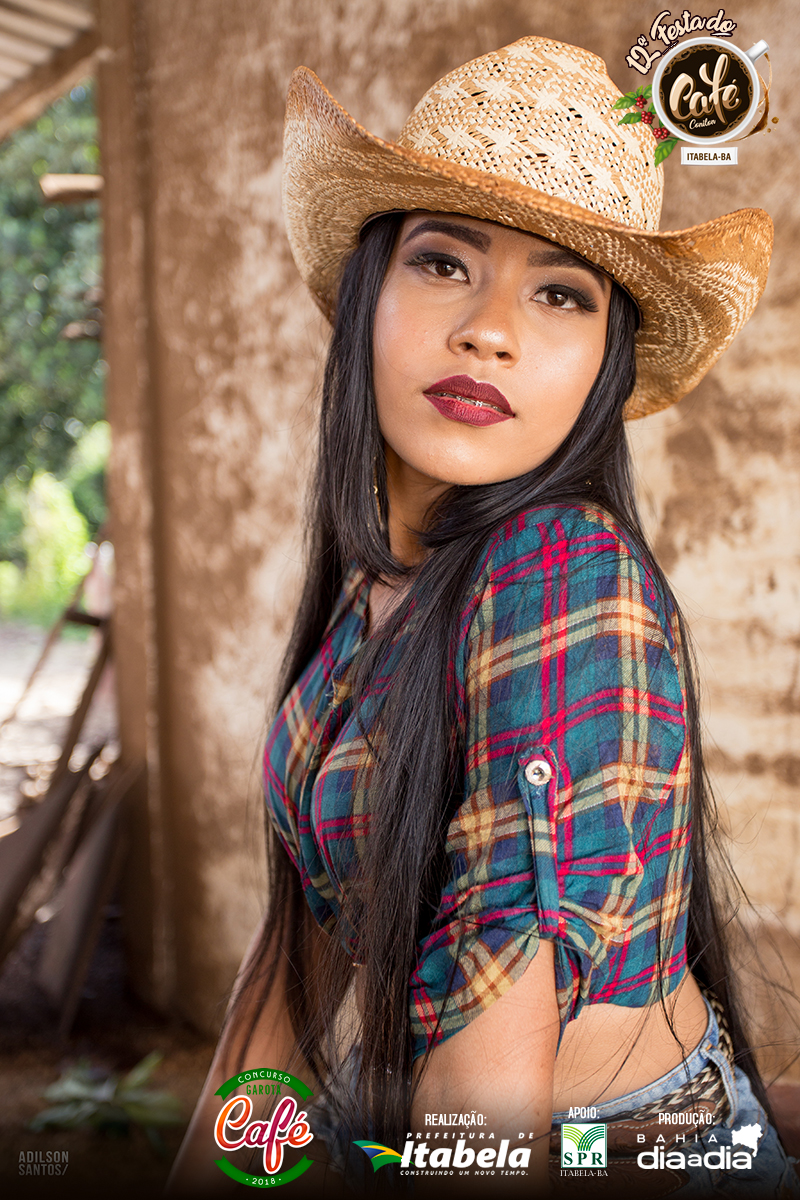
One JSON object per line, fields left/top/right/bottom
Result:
{"left": 405, "top": 251, "right": 468, "bottom": 279}
{"left": 403, "top": 251, "right": 600, "bottom": 312}
{"left": 538, "top": 286, "right": 599, "bottom": 313}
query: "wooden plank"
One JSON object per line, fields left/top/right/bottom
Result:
{"left": 0, "top": 614, "right": 66, "bottom": 735}
{"left": 1, "top": 761, "right": 97, "bottom": 938}
{"left": 39, "top": 171, "right": 102, "bottom": 202}
{"left": 0, "top": 534, "right": 110, "bottom": 734}
{"left": 0, "top": 568, "right": 91, "bottom": 735}
{"left": 0, "top": 7, "right": 77, "bottom": 47}
{"left": 0, "top": 49, "right": 29, "bottom": 77}
{"left": 48, "top": 621, "right": 110, "bottom": 791}
{"left": 0, "top": 26, "right": 98, "bottom": 144}
{"left": 0, "top": 749, "right": 101, "bottom": 962}
{"left": 37, "top": 762, "right": 142, "bottom": 1034}
{"left": 0, "top": 28, "right": 53, "bottom": 64}
{"left": 8, "top": 1, "right": 93, "bottom": 31}
{"left": 64, "top": 607, "right": 104, "bottom": 626}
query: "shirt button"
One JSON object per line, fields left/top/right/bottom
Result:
{"left": 525, "top": 759, "right": 553, "bottom": 786}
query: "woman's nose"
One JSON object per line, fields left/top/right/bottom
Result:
{"left": 447, "top": 285, "right": 520, "bottom": 363}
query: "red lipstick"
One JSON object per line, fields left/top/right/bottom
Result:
{"left": 423, "top": 375, "right": 514, "bottom": 427}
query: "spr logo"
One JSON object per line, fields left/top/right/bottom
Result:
{"left": 213, "top": 1069, "right": 314, "bottom": 1188}
{"left": 561, "top": 1123, "right": 608, "bottom": 1168}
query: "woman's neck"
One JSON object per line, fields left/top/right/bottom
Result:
{"left": 384, "top": 444, "right": 449, "bottom": 567}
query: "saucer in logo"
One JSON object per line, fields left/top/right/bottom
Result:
{"left": 652, "top": 37, "right": 768, "bottom": 144}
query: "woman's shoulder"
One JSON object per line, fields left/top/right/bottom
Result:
{"left": 466, "top": 501, "right": 675, "bottom": 643}
{"left": 475, "top": 502, "right": 650, "bottom": 583}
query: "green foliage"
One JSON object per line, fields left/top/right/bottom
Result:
{"left": 0, "top": 82, "right": 103, "bottom": 485}
{"left": 29, "top": 1054, "right": 182, "bottom": 1155}
{"left": 655, "top": 137, "right": 679, "bottom": 165}
{"left": 0, "top": 483, "right": 25, "bottom": 567}
{"left": 0, "top": 81, "right": 106, "bottom": 621}
{"left": 65, "top": 419, "right": 109, "bottom": 531}
{"left": 0, "top": 472, "right": 89, "bottom": 623}
{"left": 613, "top": 84, "right": 653, "bottom": 109}
{"left": 615, "top": 84, "right": 679, "bottom": 164}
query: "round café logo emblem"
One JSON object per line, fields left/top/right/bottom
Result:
{"left": 212, "top": 1068, "right": 314, "bottom": 1188}
{"left": 652, "top": 37, "right": 765, "bottom": 144}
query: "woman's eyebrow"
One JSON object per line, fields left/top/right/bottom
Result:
{"left": 528, "top": 244, "right": 610, "bottom": 291}
{"left": 400, "top": 218, "right": 491, "bottom": 253}
{"left": 401, "top": 219, "right": 609, "bottom": 291}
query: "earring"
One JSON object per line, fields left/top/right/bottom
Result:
{"left": 372, "top": 462, "right": 384, "bottom": 528}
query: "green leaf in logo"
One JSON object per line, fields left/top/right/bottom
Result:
{"left": 654, "top": 137, "right": 679, "bottom": 165}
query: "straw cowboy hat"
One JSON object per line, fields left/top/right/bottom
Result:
{"left": 282, "top": 35, "right": 773, "bottom": 418}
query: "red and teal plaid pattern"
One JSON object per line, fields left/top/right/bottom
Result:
{"left": 264, "top": 505, "right": 692, "bottom": 1059}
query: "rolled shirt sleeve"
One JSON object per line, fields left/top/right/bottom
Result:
{"left": 410, "top": 506, "right": 692, "bottom": 1059}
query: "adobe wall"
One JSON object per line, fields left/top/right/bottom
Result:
{"left": 97, "top": 0, "right": 799, "bottom": 1073}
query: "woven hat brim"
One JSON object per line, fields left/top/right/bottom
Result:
{"left": 283, "top": 67, "right": 774, "bottom": 418}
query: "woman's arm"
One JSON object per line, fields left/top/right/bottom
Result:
{"left": 166, "top": 913, "right": 313, "bottom": 1197}
{"left": 411, "top": 940, "right": 558, "bottom": 1195}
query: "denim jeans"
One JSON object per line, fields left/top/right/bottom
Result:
{"left": 312, "top": 1001, "right": 799, "bottom": 1196}
{"left": 551, "top": 999, "right": 800, "bottom": 1197}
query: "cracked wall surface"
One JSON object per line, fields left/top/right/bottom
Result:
{"left": 99, "top": 0, "right": 799, "bottom": 1070}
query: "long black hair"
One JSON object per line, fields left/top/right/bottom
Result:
{"left": 235, "top": 212, "right": 767, "bottom": 1153}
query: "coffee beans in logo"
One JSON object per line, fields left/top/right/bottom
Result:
{"left": 658, "top": 43, "right": 753, "bottom": 140}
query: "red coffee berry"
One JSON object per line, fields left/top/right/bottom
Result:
{"left": 635, "top": 96, "right": 647, "bottom": 110}
{"left": 640, "top": 110, "right": 654, "bottom": 124}
{"left": 654, "top": 126, "right": 670, "bottom": 140}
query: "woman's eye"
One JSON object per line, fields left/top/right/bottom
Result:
{"left": 536, "top": 288, "right": 578, "bottom": 309}
{"left": 407, "top": 253, "right": 468, "bottom": 281}
{"left": 431, "top": 260, "right": 462, "bottom": 278}
{"left": 533, "top": 285, "right": 598, "bottom": 312}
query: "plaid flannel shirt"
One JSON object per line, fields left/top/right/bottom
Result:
{"left": 264, "top": 504, "right": 692, "bottom": 1059}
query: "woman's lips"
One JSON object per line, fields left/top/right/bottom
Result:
{"left": 422, "top": 374, "right": 514, "bottom": 427}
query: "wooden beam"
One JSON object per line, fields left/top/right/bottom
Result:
{"left": 0, "top": 50, "right": 30, "bottom": 79}
{"left": 8, "top": 1, "right": 93, "bottom": 31}
{"left": 0, "top": 26, "right": 98, "bottom": 145}
{"left": 40, "top": 171, "right": 102, "bottom": 201}
{"left": 0, "top": 28, "right": 53, "bottom": 66}
{"left": 49, "top": 621, "right": 111, "bottom": 791}
{"left": 0, "top": 749, "right": 102, "bottom": 965}
{"left": 38, "top": 763, "right": 142, "bottom": 1035}
{"left": 0, "top": 7, "right": 78, "bottom": 49}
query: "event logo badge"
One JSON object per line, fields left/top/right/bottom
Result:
{"left": 617, "top": 11, "right": 774, "bottom": 164}
{"left": 561, "top": 1123, "right": 608, "bottom": 1168}
{"left": 652, "top": 37, "right": 767, "bottom": 144}
{"left": 636, "top": 1124, "right": 761, "bottom": 1171}
{"left": 213, "top": 1068, "right": 314, "bottom": 1189}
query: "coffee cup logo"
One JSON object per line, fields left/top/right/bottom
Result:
{"left": 652, "top": 37, "right": 766, "bottom": 144}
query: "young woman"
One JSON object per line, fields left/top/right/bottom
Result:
{"left": 169, "top": 36, "right": 796, "bottom": 1197}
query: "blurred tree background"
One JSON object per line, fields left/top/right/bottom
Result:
{"left": 0, "top": 81, "right": 104, "bottom": 625}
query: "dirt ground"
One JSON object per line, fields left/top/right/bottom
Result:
{"left": 0, "top": 915, "right": 214, "bottom": 1200}
{"left": 0, "top": 623, "right": 214, "bottom": 1199}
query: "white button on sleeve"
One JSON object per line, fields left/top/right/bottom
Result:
{"left": 524, "top": 759, "right": 553, "bottom": 786}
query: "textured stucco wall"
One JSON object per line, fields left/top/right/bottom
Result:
{"left": 627, "top": 1, "right": 800, "bottom": 1070}
{"left": 98, "top": 0, "right": 799, "bottom": 1064}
